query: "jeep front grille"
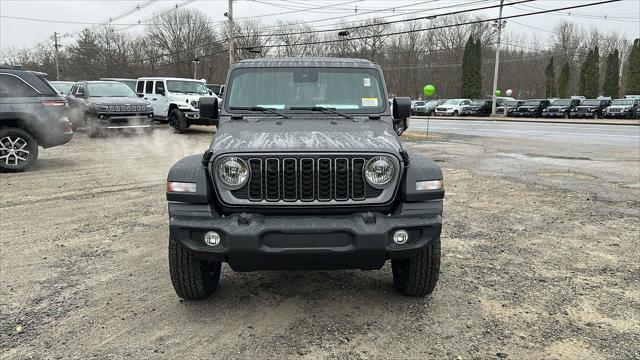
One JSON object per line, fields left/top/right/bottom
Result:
{"left": 213, "top": 154, "right": 399, "bottom": 206}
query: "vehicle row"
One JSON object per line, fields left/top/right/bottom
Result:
{"left": 411, "top": 96, "right": 640, "bottom": 119}
{"left": 50, "top": 77, "right": 223, "bottom": 135}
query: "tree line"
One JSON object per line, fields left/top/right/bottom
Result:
{"left": 1, "top": 7, "right": 639, "bottom": 100}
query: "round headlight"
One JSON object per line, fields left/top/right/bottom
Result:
{"left": 191, "top": 100, "right": 199, "bottom": 109}
{"left": 217, "top": 157, "right": 249, "bottom": 189}
{"left": 364, "top": 156, "right": 396, "bottom": 188}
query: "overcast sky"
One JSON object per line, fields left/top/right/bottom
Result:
{"left": 1, "top": 0, "right": 638, "bottom": 51}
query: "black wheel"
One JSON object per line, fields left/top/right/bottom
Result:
{"left": 594, "top": 112, "right": 599, "bottom": 120}
{"left": 392, "top": 237, "right": 441, "bottom": 297}
{"left": 84, "top": 117, "right": 103, "bottom": 138}
{"left": 563, "top": 111, "right": 569, "bottom": 119}
{"left": 170, "top": 109, "right": 188, "bottom": 134}
{"left": 169, "top": 237, "right": 221, "bottom": 300}
{"left": 429, "top": 110, "right": 435, "bottom": 116}
{"left": 0, "top": 128, "right": 38, "bottom": 172}
{"left": 453, "top": 110, "right": 459, "bottom": 117}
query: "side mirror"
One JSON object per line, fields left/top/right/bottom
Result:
{"left": 157, "top": 88, "right": 166, "bottom": 96}
{"left": 137, "top": 93, "right": 144, "bottom": 98}
{"left": 392, "top": 97, "right": 411, "bottom": 120}
{"left": 199, "top": 96, "right": 219, "bottom": 120}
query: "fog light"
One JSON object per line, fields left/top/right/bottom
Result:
{"left": 393, "top": 230, "right": 409, "bottom": 245}
{"left": 204, "top": 231, "right": 221, "bottom": 246}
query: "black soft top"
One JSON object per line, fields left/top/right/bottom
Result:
{"left": 234, "top": 57, "right": 377, "bottom": 69}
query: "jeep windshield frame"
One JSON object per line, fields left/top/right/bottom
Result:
{"left": 224, "top": 67, "right": 387, "bottom": 115}
{"left": 166, "top": 80, "right": 209, "bottom": 95}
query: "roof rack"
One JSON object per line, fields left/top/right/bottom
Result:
{"left": 0, "top": 65, "right": 25, "bottom": 70}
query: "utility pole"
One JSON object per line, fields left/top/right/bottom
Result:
{"left": 193, "top": 58, "right": 199, "bottom": 79}
{"left": 491, "top": 0, "right": 505, "bottom": 116}
{"left": 227, "top": 0, "right": 235, "bottom": 64}
{"left": 53, "top": 32, "right": 61, "bottom": 80}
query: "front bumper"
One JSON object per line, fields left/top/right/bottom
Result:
{"left": 93, "top": 112, "right": 154, "bottom": 129}
{"left": 604, "top": 112, "right": 630, "bottom": 118}
{"left": 512, "top": 111, "right": 537, "bottom": 117}
{"left": 542, "top": 111, "right": 567, "bottom": 118}
{"left": 169, "top": 202, "right": 442, "bottom": 272}
{"left": 570, "top": 112, "right": 595, "bottom": 118}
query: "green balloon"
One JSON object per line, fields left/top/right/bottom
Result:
{"left": 423, "top": 84, "right": 436, "bottom": 97}
{"left": 495, "top": 89, "right": 502, "bottom": 96}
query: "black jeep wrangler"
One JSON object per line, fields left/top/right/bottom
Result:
{"left": 570, "top": 98, "right": 612, "bottom": 119}
{"left": 541, "top": 98, "right": 581, "bottom": 118}
{"left": 166, "top": 58, "right": 444, "bottom": 299}
{"left": 513, "top": 99, "right": 551, "bottom": 117}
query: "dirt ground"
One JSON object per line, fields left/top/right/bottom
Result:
{"left": 1, "top": 125, "right": 638, "bottom": 359}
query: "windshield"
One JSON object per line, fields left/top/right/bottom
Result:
{"left": 88, "top": 82, "right": 137, "bottom": 97}
{"left": 523, "top": 100, "right": 542, "bottom": 106}
{"left": 505, "top": 100, "right": 518, "bottom": 107}
{"left": 226, "top": 67, "right": 385, "bottom": 113}
{"left": 167, "top": 80, "right": 208, "bottom": 94}
{"left": 552, "top": 100, "right": 571, "bottom": 106}
{"left": 414, "top": 101, "right": 425, "bottom": 106}
{"left": 444, "top": 99, "right": 460, "bottom": 105}
{"left": 51, "top": 82, "right": 73, "bottom": 94}
{"left": 612, "top": 100, "right": 633, "bottom": 106}
{"left": 581, "top": 100, "right": 603, "bottom": 106}
{"left": 471, "top": 100, "right": 486, "bottom": 106}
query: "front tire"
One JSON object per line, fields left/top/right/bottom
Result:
{"left": 0, "top": 128, "right": 38, "bottom": 172}
{"left": 392, "top": 237, "right": 441, "bottom": 297}
{"left": 169, "top": 237, "right": 221, "bottom": 300}
{"left": 452, "top": 110, "right": 459, "bottom": 117}
{"left": 170, "top": 109, "right": 189, "bottom": 134}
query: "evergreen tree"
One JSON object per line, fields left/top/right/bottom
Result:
{"left": 603, "top": 49, "right": 620, "bottom": 98}
{"left": 558, "top": 62, "right": 571, "bottom": 98}
{"left": 578, "top": 50, "right": 590, "bottom": 96}
{"left": 460, "top": 36, "right": 475, "bottom": 98}
{"left": 584, "top": 46, "right": 600, "bottom": 98}
{"left": 545, "top": 57, "right": 556, "bottom": 98}
{"left": 67, "top": 29, "right": 100, "bottom": 80}
{"left": 625, "top": 39, "right": 640, "bottom": 95}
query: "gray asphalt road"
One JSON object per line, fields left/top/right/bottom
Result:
{"left": 409, "top": 118, "right": 640, "bottom": 147}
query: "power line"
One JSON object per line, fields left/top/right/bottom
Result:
{"left": 232, "top": 0, "right": 623, "bottom": 51}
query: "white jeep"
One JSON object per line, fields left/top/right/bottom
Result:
{"left": 136, "top": 77, "right": 219, "bottom": 133}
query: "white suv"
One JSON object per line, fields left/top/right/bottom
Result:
{"left": 435, "top": 98, "right": 471, "bottom": 116}
{"left": 136, "top": 77, "right": 218, "bottom": 133}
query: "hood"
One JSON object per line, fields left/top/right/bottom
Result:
{"left": 168, "top": 93, "right": 216, "bottom": 103}
{"left": 210, "top": 118, "right": 401, "bottom": 154}
{"left": 576, "top": 105, "right": 599, "bottom": 110}
{"left": 88, "top": 97, "right": 150, "bottom": 106}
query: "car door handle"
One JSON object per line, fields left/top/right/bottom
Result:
{"left": 151, "top": 98, "right": 157, "bottom": 101}
{"left": 143, "top": 97, "right": 148, "bottom": 100}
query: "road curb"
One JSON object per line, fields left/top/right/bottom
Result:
{"left": 410, "top": 116, "right": 640, "bottom": 126}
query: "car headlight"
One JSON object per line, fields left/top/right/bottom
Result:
{"left": 216, "top": 157, "right": 249, "bottom": 189}
{"left": 364, "top": 156, "right": 396, "bottom": 188}
{"left": 190, "top": 100, "right": 199, "bottom": 109}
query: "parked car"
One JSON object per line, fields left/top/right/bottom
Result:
{"left": 424, "top": 100, "right": 444, "bottom": 116}
{"left": 512, "top": 99, "right": 551, "bottom": 117}
{"left": 136, "top": 77, "right": 217, "bottom": 133}
{"left": 100, "top": 78, "right": 137, "bottom": 91}
{"left": 570, "top": 98, "right": 612, "bottom": 119}
{"left": 0, "top": 66, "right": 73, "bottom": 171}
{"left": 461, "top": 99, "right": 492, "bottom": 116}
{"left": 67, "top": 81, "right": 153, "bottom": 137}
{"left": 497, "top": 100, "right": 523, "bottom": 116}
{"left": 206, "top": 83, "right": 224, "bottom": 97}
{"left": 166, "top": 57, "right": 444, "bottom": 299}
{"left": 435, "top": 98, "right": 471, "bottom": 116}
{"left": 604, "top": 98, "right": 640, "bottom": 119}
{"left": 411, "top": 100, "right": 428, "bottom": 115}
{"left": 49, "top": 81, "right": 75, "bottom": 96}
{"left": 541, "top": 98, "right": 582, "bottom": 118}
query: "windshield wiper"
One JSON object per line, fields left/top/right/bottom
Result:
{"left": 230, "top": 106, "right": 289, "bottom": 119}
{"left": 289, "top": 106, "right": 353, "bottom": 119}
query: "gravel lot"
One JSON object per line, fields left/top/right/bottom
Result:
{"left": 1, "top": 125, "right": 638, "bottom": 359}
